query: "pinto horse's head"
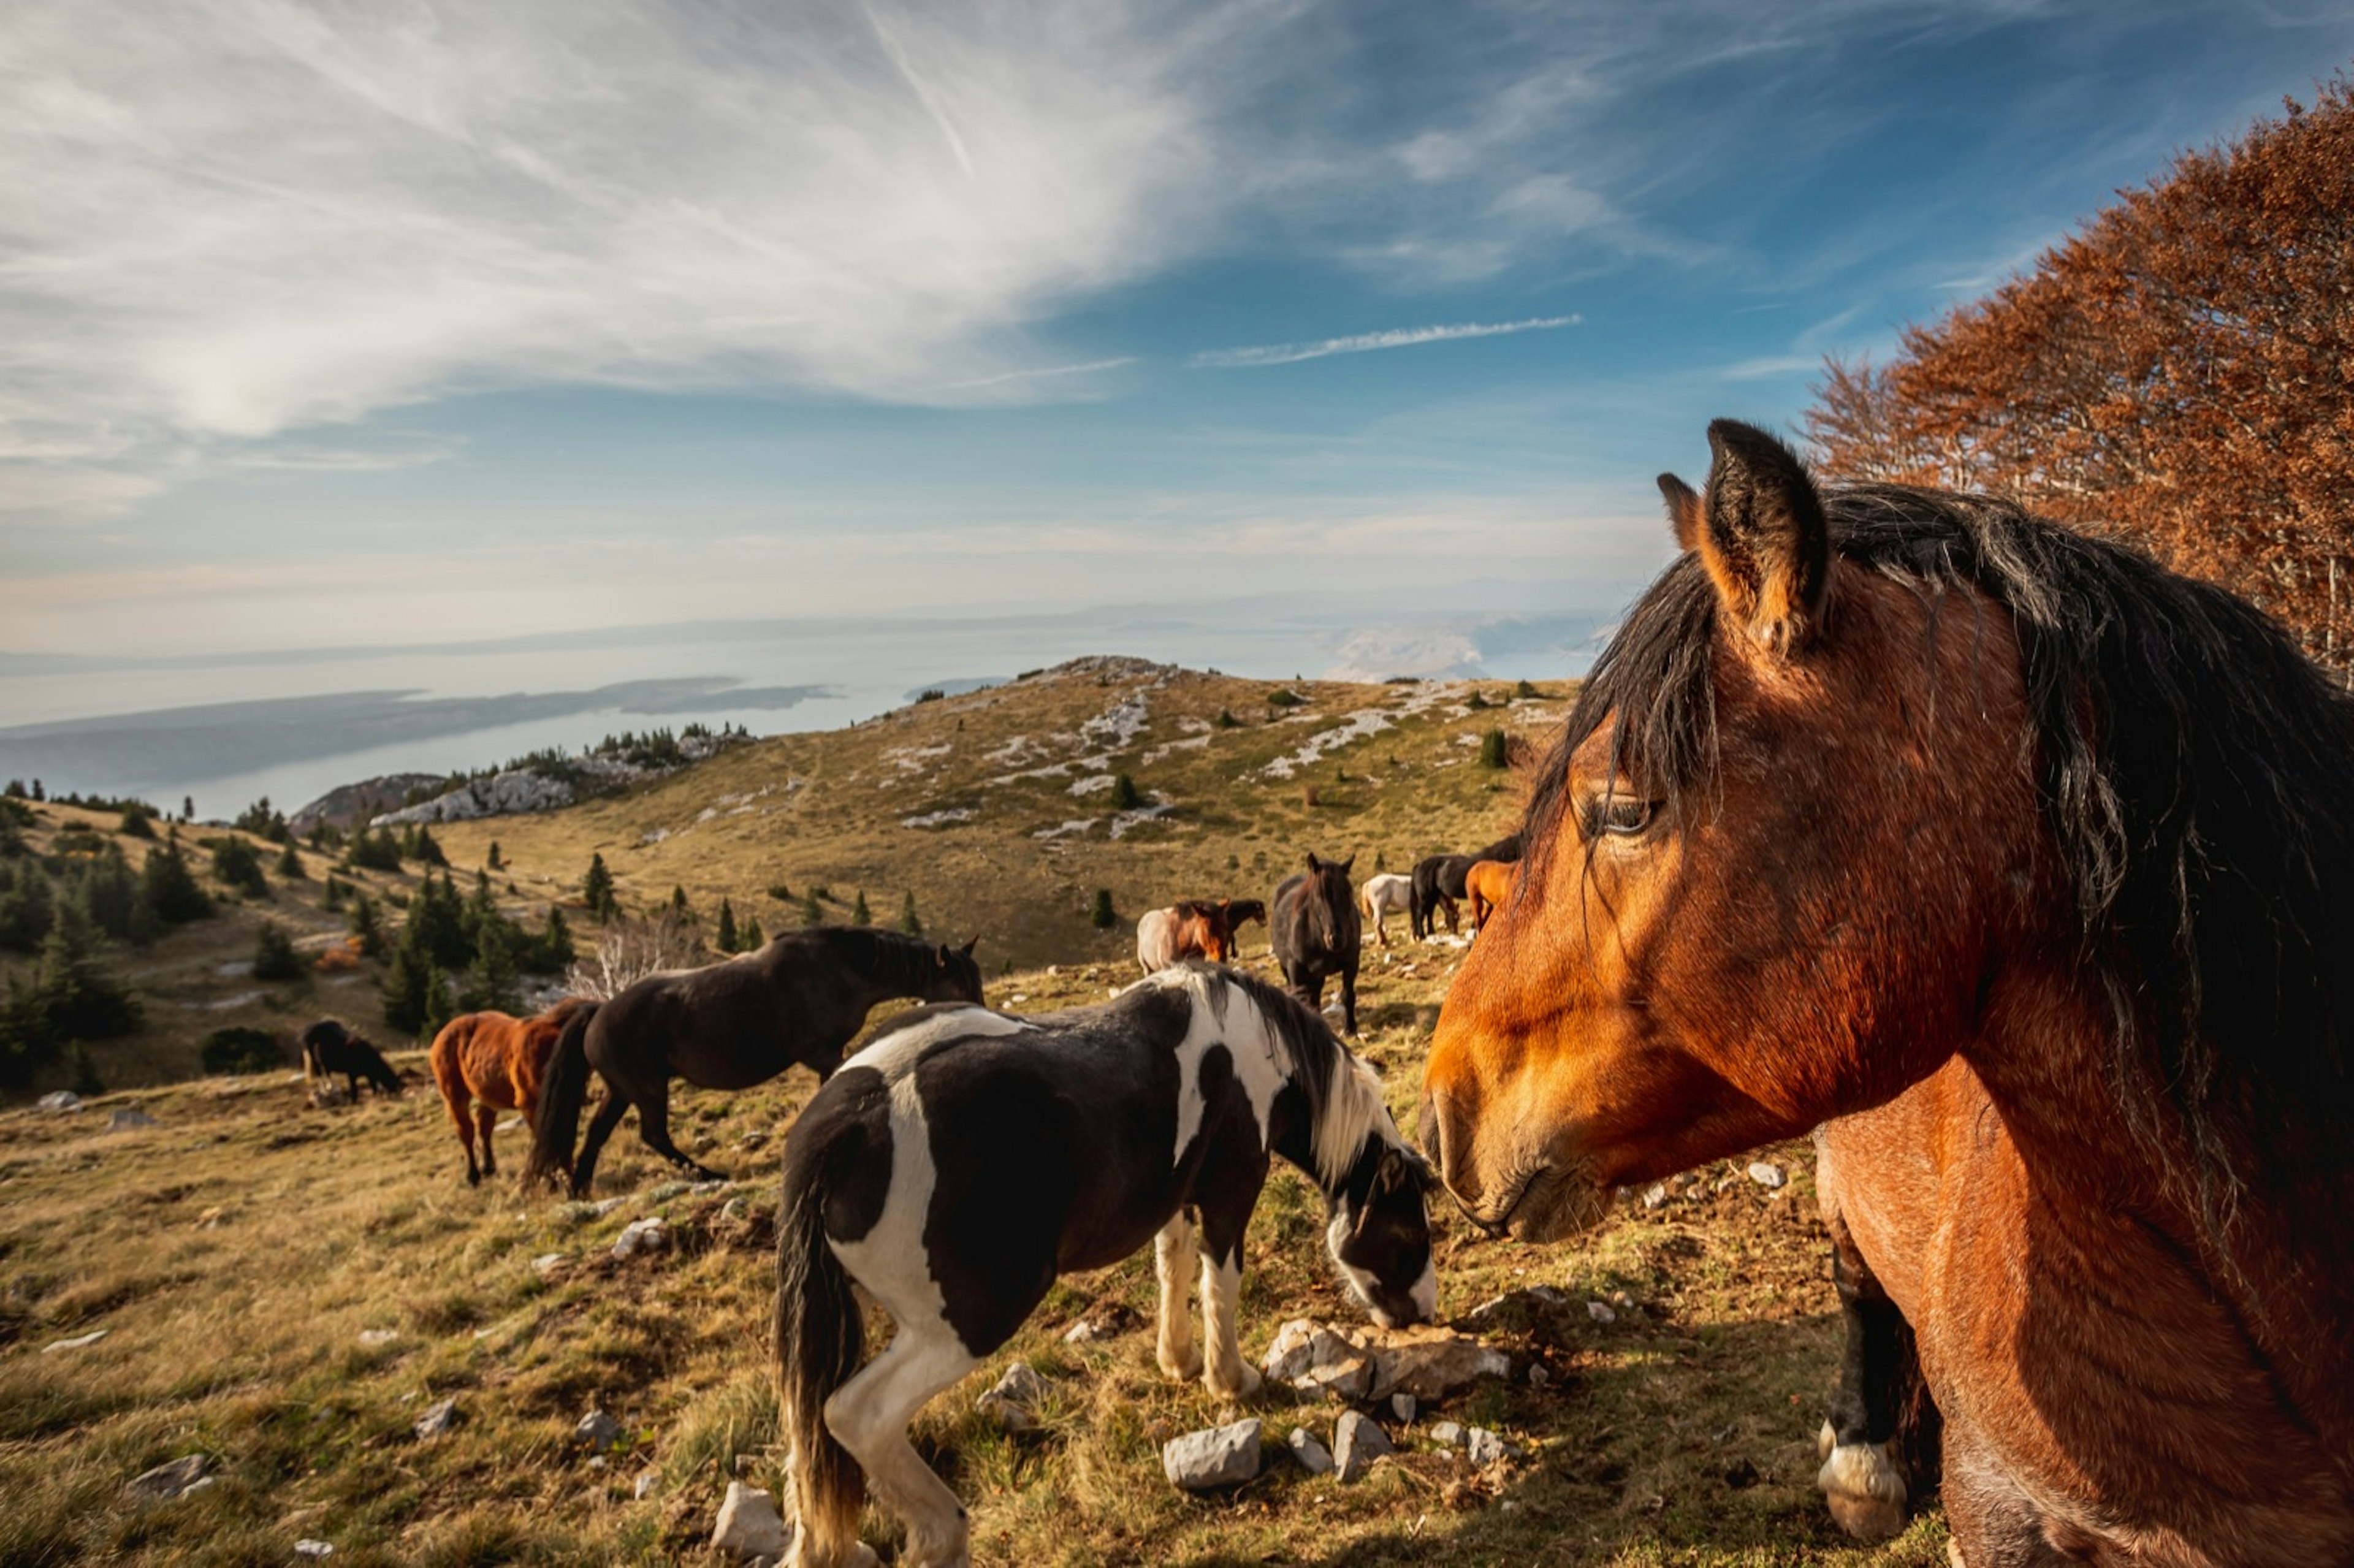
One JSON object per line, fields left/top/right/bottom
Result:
{"left": 1422, "top": 420, "right": 2056, "bottom": 1243}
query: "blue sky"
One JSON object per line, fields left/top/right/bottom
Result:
{"left": 4, "top": 0, "right": 2351, "bottom": 661}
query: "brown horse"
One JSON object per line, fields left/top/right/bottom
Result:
{"left": 1461, "top": 859, "right": 1515, "bottom": 934}
{"left": 1423, "top": 420, "right": 2354, "bottom": 1567}
{"left": 1135, "top": 900, "right": 1236, "bottom": 973}
{"left": 430, "top": 999, "right": 597, "bottom": 1186}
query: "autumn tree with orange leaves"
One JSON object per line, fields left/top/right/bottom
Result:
{"left": 1808, "top": 74, "right": 2354, "bottom": 669}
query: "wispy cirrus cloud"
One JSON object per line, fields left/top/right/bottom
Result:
{"left": 1190, "top": 314, "right": 1582, "bottom": 370}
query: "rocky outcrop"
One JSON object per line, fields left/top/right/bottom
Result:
{"left": 289, "top": 774, "right": 444, "bottom": 834}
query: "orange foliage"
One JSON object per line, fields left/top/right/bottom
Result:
{"left": 1808, "top": 74, "right": 2354, "bottom": 666}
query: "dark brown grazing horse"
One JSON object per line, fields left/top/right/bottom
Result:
{"left": 524, "top": 928, "right": 985, "bottom": 1197}
{"left": 1461, "top": 859, "right": 1516, "bottom": 934}
{"left": 1410, "top": 833, "right": 1522, "bottom": 940}
{"left": 300, "top": 1019, "right": 402, "bottom": 1102}
{"left": 1224, "top": 898, "right": 1267, "bottom": 958}
{"left": 1271, "top": 853, "right": 1361, "bottom": 1034}
{"left": 1423, "top": 420, "right": 2354, "bottom": 1567}
{"left": 1135, "top": 900, "right": 1238, "bottom": 972}
{"left": 430, "top": 999, "right": 597, "bottom": 1186}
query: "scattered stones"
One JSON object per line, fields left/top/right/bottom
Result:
{"left": 646, "top": 1180, "right": 690, "bottom": 1203}
{"left": 1528, "top": 1363, "right": 1553, "bottom": 1390}
{"left": 1428, "top": 1420, "right": 1466, "bottom": 1448}
{"left": 611, "top": 1217, "right": 671, "bottom": 1260}
{"left": 1333, "top": 1410, "right": 1393, "bottom": 1482}
{"left": 711, "top": 1480, "right": 793, "bottom": 1560}
{"left": 36, "top": 1090, "right": 81, "bottom": 1113}
{"left": 575, "top": 1409, "right": 626, "bottom": 1452}
{"left": 413, "top": 1398, "right": 461, "bottom": 1440}
{"left": 1467, "top": 1428, "right": 1509, "bottom": 1467}
{"left": 1286, "top": 1426, "right": 1335, "bottom": 1475}
{"left": 1062, "top": 1318, "right": 1108, "bottom": 1344}
{"left": 975, "top": 1361, "right": 1048, "bottom": 1431}
{"left": 1363, "top": 1326, "right": 1511, "bottom": 1402}
{"left": 125, "top": 1453, "right": 213, "bottom": 1502}
{"left": 108, "top": 1108, "right": 158, "bottom": 1131}
{"left": 294, "top": 1542, "right": 335, "bottom": 1559}
{"left": 1642, "top": 1182, "right": 1670, "bottom": 1210}
{"left": 1162, "top": 1418, "right": 1262, "bottom": 1491}
{"left": 1586, "top": 1300, "right": 1617, "bottom": 1324}
{"left": 690, "top": 1179, "right": 728, "bottom": 1194}
{"left": 1260, "top": 1319, "right": 1373, "bottom": 1399}
{"left": 531, "top": 1253, "right": 566, "bottom": 1276}
{"left": 1390, "top": 1392, "right": 1417, "bottom": 1423}
{"left": 633, "top": 1470, "right": 661, "bottom": 1501}
{"left": 43, "top": 1329, "right": 108, "bottom": 1354}
{"left": 1748, "top": 1161, "right": 1788, "bottom": 1190}
{"left": 357, "top": 1329, "right": 400, "bottom": 1347}
{"left": 1468, "top": 1285, "right": 1566, "bottom": 1323}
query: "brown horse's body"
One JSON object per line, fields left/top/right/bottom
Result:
{"left": 1461, "top": 859, "right": 1515, "bottom": 934}
{"left": 431, "top": 999, "right": 593, "bottom": 1185}
{"left": 1423, "top": 421, "right": 2354, "bottom": 1567}
{"left": 1136, "top": 901, "right": 1238, "bottom": 973}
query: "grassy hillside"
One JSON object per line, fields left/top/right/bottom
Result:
{"left": 0, "top": 657, "right": 1954, "bottom": 1564}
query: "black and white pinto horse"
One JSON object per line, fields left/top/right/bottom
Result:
{"left": 776, "top": 964, "right": 1437, "bottom": 1568}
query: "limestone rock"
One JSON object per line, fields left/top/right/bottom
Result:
{"left": 611, "top": 1217, "right": 671, "bottom": 1260}
{"left": 975, "top": 1361, "right": 1049, "bottom": 1431}
{"left": 711, "top": 1480, "right": 793, "bottom": 1560}
{"left": 1748, "top": 1161, "right": 1787, "bottom": 1190}
{"left": 294, "top": 1542, "right": 334, "bottom": 1558}
{"left": 1162, "top": 1418, "right": 1262, "bottom": 1491}
{"left": 413, "top": 1398, "right": 460, "bottom": 1440}
{"left": 125, "top": 1453, "right": 213, "bottom": 1502}
{"left": 1333, "top": 1410, "right": 1393, "bottom": 1483}
{"left": 1467, "top": 1427, "right": 1509, "bottom": 1467}
{"left": 575, "top": 1409, "right": 626, "bottom": 1452}
{"left": 1428, "top": 1420, "right": 1465, "bottom": 1448}
{"left": 43, "top": 1329, "right": 107, "bottom": 1354}
{"left": 357, "top": 1329, "right": 400, "bottom": 1347}
{"left": 1361, "top": 1326, "right": 1511, "bottom": 1402}
{"left": 1390, "top": 1392, "right": 1416, "bottom": 1423}
{"left": 1286, "top": 1426, "right": 1335, "bottom": 1475}
{"left": 108, "top": 1108, "right": 158, "bottom": 1130}
{"left": 36, "top": 1090, "right": 80, "bottom": 1113}
{"left": 1586, "top": 1300, "right": 1617, "bottom": 1324}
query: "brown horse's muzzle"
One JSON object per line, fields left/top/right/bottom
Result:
{"left": 1420, "top": 1059, "right": 1615, "bottom": 1245}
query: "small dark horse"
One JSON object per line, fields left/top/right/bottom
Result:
{"left": 301, "top": 1019, "right": 403, "bottom": 1101}
{"left": 1225, "top": 897, "right": 1267, "bottom": 958}
{"left": 1409, "top": 834, "right": 1522, "bottom": 940}
{"left": 524, "top": 929, "right": 984, "bottom": 1197}
{"left": 778, "top": 964, "right": 1436, "bottom": 1568}
{"left": 1273, "top": 851, "right": 1362, "bottom": 1033}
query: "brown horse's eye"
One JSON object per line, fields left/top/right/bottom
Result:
{"left": 1583, "top": 795, "right": 1656, "bottom": 839}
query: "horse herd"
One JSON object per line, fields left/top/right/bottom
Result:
{"left": 309, "top": 421, "right": 2354, "bottom": 1567}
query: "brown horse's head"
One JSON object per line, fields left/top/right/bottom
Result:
{"left": 1179, "top": 902, "right": 1235, "bottom": 964}
{"left": 1423, "top": 421, "right": 2062, "bottom": 1241}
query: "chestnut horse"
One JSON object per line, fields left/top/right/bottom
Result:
{"left": 1135, "top": 900, "right": 1236, "bottom": 973}
{"left": 1461, "top": 859, "right": 1516, "bottom": 934}
{"left": 430, "top": 999, "right": 597, "bottom": 1185}
{"left": 1424, "top": 421, "right": 2354, "bottom": 1567}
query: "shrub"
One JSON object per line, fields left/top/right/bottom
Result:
{"left": 275, "top": 841, "right": 306, "bottom": 880}
{"left": 1108, "top": 773, "right": 1143, "bottom": 810}
{"left": 69, "top": 1041, "right": 105, "bottom": 1097}
{"left": 1466, "top": 690, "right": 1490, "bottom": 710}
{"left": 916, "top": 688, "right": 946, "bottom": 703}
{"left": 1216, "top": 708, "right": 1240, "bottom": 729}
{"left": 851, "top": 890, "right": 870, "bottom": 926}
{"left": 253, "top": 923, "right": 305, "bottom": 982}
{"left": 348, "top": 891, "right": 385, "bottom": 957}
{"left": 766, "top": 883, "right": 794, "bottom": 902}
{"left": 404, "top": 824, "right": 449, "bottom": 868}
{"left": 486, "top": 841, "right": 503, "bottom": 871}
{"left": 801, "top": 891, "right": 825, "bottom": 927}
{"left": 563, "top": 909, "right": 707, "bottom": 1001}
{"left": 583, "top": 853, "right": 619, "bottom": 921}
{"left": 210, "top": 836, "right": 268, "bottom": 897}
{"left": 741, "top": 915, "right": 764, "bottom": 950}
{"left": 716, "top": 898, "right": 739, "bottom": 954}
{"left": 527, "top": 906, "right": 576, "bottom": 973}
{"left": 0, "top": 861, "right": 55, "bottom": 951}
{"left": 143, "top": 843, "right": 213, "bottom": 924}
{"left": 1267, "top": 689, "right": 1303, "bottom": 709}
{"left": 1479, "top": 728, "right": 1510, "bottom": 769}
{"left": 346, "top": 828, "right": 403, "bottom": 873}
{"left": 117, "top": 806, "right": 156, "bottom": 840}
{"left": 899, "top": 891, "right": 921, "bottom": 937}
{"left": 200, "top": 1026, "right": 283, "bottom": 1075}
{"left": 1090, "top": 889, "right": 1116, "bottom": 929}
{"left": 1515, "top": 679, "right": 1541, "bottom": 699}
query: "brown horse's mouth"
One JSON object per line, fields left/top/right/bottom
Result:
{"left": 1493, "top": 1161, "right": 1616, "bottom": 1245}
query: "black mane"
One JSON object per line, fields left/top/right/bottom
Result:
{"left": 1529, "top": 481, "right": 2354, "bottom": 1220}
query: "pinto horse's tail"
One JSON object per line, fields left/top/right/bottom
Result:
{"left": 777, "top": 1143, "right": 866, "bottom": 1561}
{"left": 522, "top": 1002, "right": 596, "bottom": 1192}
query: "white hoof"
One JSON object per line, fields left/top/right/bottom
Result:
{"left": 1206, "top": 1361, "right": 1262, "bottom": 1399}
{"left": 1818, "top": 1438, "right": 1908, "bottom": 1543}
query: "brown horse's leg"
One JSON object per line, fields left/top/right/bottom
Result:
{"left": 634, "top": 1090, "right": 726, "bottom": 1182}
{"left": 475, "top": 1104, "right": 501, "bottom": 1179}
{"left": 1940, "top": 1421, "right": 2073, "bottom": 1567}
{"left": 1818, "top": 1220, "right": 1931, "bottom": 1540}
{"left": 433, "top": 1048, "right": 481, "bottom": 1186}
{"left": 570, "top": 1090, "right": 631, "bottom": 1199}
{"left": 1339, "top": 962, "right": 1358, "bottom": 1035}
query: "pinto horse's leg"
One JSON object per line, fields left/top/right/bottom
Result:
{"left": 1195, "top": 1205, "right": 1260, "bottom": 1399}
{"left": 1154, "top": 1210, "right": 1203, "bottom": 1382}
{"left": 569, "top": 1089, "right": 631, "bottom": 1199}
{"left": 821, "top": 1315, "right": 980, "bottom": 1568}
{"left": 1817, "top": 1195, "right": 1935, "bottom": 1542}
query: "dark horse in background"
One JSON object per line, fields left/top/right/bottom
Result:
{"left": 1425, "top": 421, "right": 2354, "bottom": 1566}
{"left": 1272, "top": 852, "right": 1361, "bottom": 1033}
{"left": 525, "top": 929, "right": 983, "bottom": 1197}
{"left": 1409, "top": 832, "right": 1521, "bottom": 940}
{"left": 301, "top": 1019, "right": 403, "bottom": 1102}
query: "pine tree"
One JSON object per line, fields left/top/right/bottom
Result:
{"left": 583, "top": 853, "right": 617, "bottom": 921}
{"left": 1091, "top": 888, "right": 1116, "bottom": 929}
{"left": 851, "top": 889, "right": 870, "bottom": 926}
{"left": 0, "top": 861, "right": 55, "bottom": 951}
{"left": 275, "top": 840, "right": 306, "bottom": 880}
{"left": 1109, "top": 773, "right": 1143, "bottom": 810}
{"left": 486, "top": 840, "right": 503, "bottom": 870}
{"left": 142, "top": 843, "right": 213, "bottom": 924}
{"left": 462, "top": 920, "right": 522, "bottom": 1014}
{"left": 210, "top": 835, "right": 268, "bottom": 898}
{"left": 348, "top": 891, "right": 385, "bottom": 957}
{"left": 1479, "top": 728, "right": 1509, "bottom": 769}
{"left": 801, "top": 890, "right": 825, "bottom": 926}
{"left": 741, "top": 915, "right": 764, "bottom": 950}
{"left": 253, "top": 923, "right": 304, "bottom": 981}
{"left": 899, "top": 890, "right": 921, "bottom": 936}
{"left": 69, "top": 1041, "right": 104, "bottom": 1097}
{"left": 535, "top": 905, "right": 576, "bottom": 972}
{"left": 671, "top": 885, "right": 690, "bottom": 916}
{"left": 32, "top": 910, "right": 141, "bottom": 1041}
{"left": 716, "top": 897, "right": 739, "bottom": 954}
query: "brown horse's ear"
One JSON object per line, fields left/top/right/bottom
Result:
{"left": 935, "top": 943, "right": 952, "bottom": 967}
{"left": 1338, "top": 856, "right": 1354, "bottom": 876}
{"left": 959, "top": 936, "right": 977, "bottom": 957}
{"left": 1306, "top": 851, "right": 1324, "bottom": 872}
{"left": 1680, "top": 419, "right": 1832, "bottom": 655}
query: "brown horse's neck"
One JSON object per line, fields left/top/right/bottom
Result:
{"left": 1965, "top": 969, "right": 2354, "bottom": 1462}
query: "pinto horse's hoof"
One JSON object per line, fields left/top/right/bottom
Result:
{"left": 1817, "top": 1426, "right": 1909, "bottom": 1542}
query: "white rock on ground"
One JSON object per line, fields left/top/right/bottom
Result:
{"left": 413, "top": 1398, "right": 460, "bottom": 1439}
{"left": 575, "top": 1410, "right": 626, "bottom": 1452}
{"left": 611, "top": 1217, "right": 671, "bottom": 1260}
{"left": 44, "top": 1330, "right": 108, "bottom": 1354}
{"left": 1286, "top": 1427, "right": 1335, "bottom": 1475}
{"left": 1467, "top": 1428, "right": 1510, "bottom": 1467}
{"left": 124, "top": 1453, "right": 213, "bottom": 1502}
{"left": 1391, "top": 1393, "right": 1417, "bottom": 1423}
{"left": 1748, "top": 1161, "right": 1788, "bottom": 1189}
{"left": 1162, "top": 1418, "right": 1262, "bottom": 1491}
{"left": 294, "top": 1542, "right": 334, "bottom": 1558}
{"left": 1642, "top": 1182, "right": 1670, "bottom": 1209}
{"left": 357, "top": 1329, "right": 399, "bottom": 1347}
{"left": 37, "top": 1090, "right": 80, "bottom": 1112}
{"left": 711, "top": 1480, "right": 794, "bottom": 1560}
{"left": 108, "top": 1108, "right": 158, "bottom": 1130}
{"left": 531, "top": 1254, "right": 565, "bottom": 1275}
{"left": 1587, "top": 1300, "right": 1617, "bottom": 1324}
{"left": 1333, "top": 1411, "right": 1393, "bottom": 1482}
{"left": 633, "top": 1471, "right": 661, "bottom": 1501}
{"left": 974, "top": 1361, "right": 1049, "bottom": 1431}
{"left": 1428, "top": 1420, "right": 1466, "bottom": 1448}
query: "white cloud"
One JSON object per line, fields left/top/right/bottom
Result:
{"left": 1191, "top": 315, "right": 1582, "bottom": 369}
